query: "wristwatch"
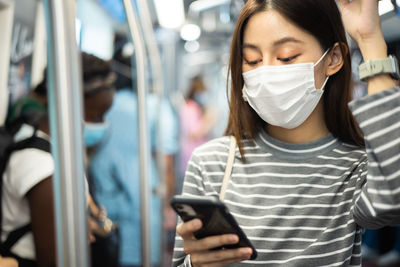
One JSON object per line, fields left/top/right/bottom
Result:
{"left": 358, "top": 55, "right": 400, "bottom": 82}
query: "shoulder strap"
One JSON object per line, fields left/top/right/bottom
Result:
{"left": 0, "top": 134, "right": 50, "bottom": 182}
{"left": 0, "top": 133, "right": 50, "bottom": 255}
{"left": 219, "top": 136, "right": 237, "bottom": 201}
{"left": 0, "top": 224, "right": 32, "bottom": 255}
{"left": 0, "top": 133, "right": 50, "bottom": 206}
{"left": 10, "top": 135, "right": 50, "bottom": 153}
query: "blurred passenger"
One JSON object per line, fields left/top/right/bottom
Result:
{"left": 178, "top": 76, "right": 218, "bottom": 179}
{"left": 362, "top": 219, "right": 400, "bottom": 266}
{"left": 2, "top": 74, "right": 55, "bottom": 267}
{"left": 378, "top": 228, "right": 400, "bottom": 266}
{"left": 8, "top": 61, "right": 29, "bottom": 105}
{"left": 3, "top": 52, "right": 115, "bottom": 267}
{"left": 77, "top": 54, "right": 119, "bottom": 267}
{"left": 88, "top": 44, "right": 179, "bottom": 267}
{"left": 173, "top": 0, "right": 400, "bottom": 266}
{"left": 361, "top": 229, "right": 380, "bottom": 262}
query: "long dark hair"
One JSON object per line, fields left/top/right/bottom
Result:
{"left": 224, "top": 0, "right": 364, "bottom": 158}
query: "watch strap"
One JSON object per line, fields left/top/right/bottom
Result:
{"left": 359, "top": 57, "right": 396, "bottom": 82}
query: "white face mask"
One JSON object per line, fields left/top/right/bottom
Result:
{"left": 242, "top": 49, "right": 330, "bottom": 129}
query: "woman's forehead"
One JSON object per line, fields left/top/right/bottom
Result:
{"left": 243, "top": 10, "right": 316, "bottom": 48}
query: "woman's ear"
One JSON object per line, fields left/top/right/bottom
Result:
{"left": 326, "top": 42, "right": 345, "bottom": 76}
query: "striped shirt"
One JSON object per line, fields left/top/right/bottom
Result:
{"left": 172, "top": 86, "right": 400, "bottom": 267}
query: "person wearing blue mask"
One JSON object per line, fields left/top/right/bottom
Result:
{"left": 173, "top": 0, "right": 400, "bottom": 267}
{"left": 3, "top": 52, "right": 115, "bottom": 267}
{"left": 88, "top": 42, "right": 180, "bottom": 267}
{"left": 9, "top": 53, "right": 115, "bottom": 146}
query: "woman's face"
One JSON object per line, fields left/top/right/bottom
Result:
{"left": 242, "top": 10, "right": 329, "bottom": 89}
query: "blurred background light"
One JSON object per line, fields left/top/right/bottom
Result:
{"left": 184, "top": 40, "right": 200, "bottom": 53}
{"left": 180, "top": 24, "right": 201, "bottom": 41}
{"left": 189, "top": 0, "right": 230, "bottom": 13}
{"left": 122, "top": 42, "right": 134, "bottom": 57}
{"left": 75, "top": 18, "right": 81, "bottom": 45}
{"left": 154, "top": 0, "right": 185, "bottom": 29}
{"left": 379, "top": 0, "right": 395, "bottom": 15}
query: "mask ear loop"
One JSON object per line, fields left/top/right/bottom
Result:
{"left": 314, "top": 48, "right": 332, "bottom": 67}
{"left": 318, "top": 76, "right": 330, "bottom": 91}
{"left": 314, "top": 48, "right": 332, "bottom": 90}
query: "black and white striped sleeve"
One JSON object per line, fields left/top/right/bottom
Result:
{"left": 172, "top": 152, "right": 206, "bottom": 267}
{"left": 349, "top": 86, "right": 400, "bottom": 228}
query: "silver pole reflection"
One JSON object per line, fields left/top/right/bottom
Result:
{"left": 136, "top": 0, "right": 166, "bottom": 263}
{"left": 42, "top": 0, "right": 89, "bottom": 266}
{"left": 122, "top": 0, "right": 151, "bottom": 266}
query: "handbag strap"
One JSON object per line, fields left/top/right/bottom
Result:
{"left": 219, "top": 135, "right": 237, "bottom": 201}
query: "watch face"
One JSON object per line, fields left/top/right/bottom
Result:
{"left": 390, "top": 55, "right": 400, "bottom": 80}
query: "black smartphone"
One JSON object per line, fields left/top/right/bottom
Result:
{"left": 170, "top": 195, "right": 257, "bottom": 260}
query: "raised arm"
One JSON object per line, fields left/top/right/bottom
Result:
{"left": 336, "top": 0, "right": 396, "bottom": 94}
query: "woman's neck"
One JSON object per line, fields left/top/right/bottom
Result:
{"left": 266, "top": 101, "right": 329, "bottom": 144}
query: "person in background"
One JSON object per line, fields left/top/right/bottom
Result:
{"left": 361, "top": 227, "right": 400, "bottom": 266}
{"left": 4, "top": 52, "right": 115, "bottom": 267}
{"left": 88, "top": 43, "right": 179, "bottom": 267}
{"left": 3, "top": 73, "right": 55, "bottom": 267}
{"left": 173, "top": 0, "right": 400, "bottom": 266}
{"left": 178, "top": 76, "right": 218, "bottom": 180}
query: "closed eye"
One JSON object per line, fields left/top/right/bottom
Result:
{"left": 244, "top": 59, "right": 262, "bottom": 66}
{"left": 277, "top": 55, "right": 299, "bottom": 63}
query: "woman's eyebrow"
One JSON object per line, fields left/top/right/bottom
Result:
{"left": 272, "top": 37, "right": 304, "bottom": 47}
{"left": 242, "top": 37, "right": 303, "bottom": 53}
{"left": 242, "top": 43, "right": 262, "bottom": 54}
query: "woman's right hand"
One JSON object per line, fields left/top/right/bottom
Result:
{"left": 176, "top": 219, "right": 253, "bottom": 267}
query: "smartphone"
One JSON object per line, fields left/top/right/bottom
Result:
{"left": 170, "top": 195, "right": 257, "bottom": 260}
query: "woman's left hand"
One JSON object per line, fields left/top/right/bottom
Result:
{"left": 337, "top": 0, "right": 396, "bottom": 94}
{"left": 336, "top": 0, "right": 387, "bottom": 60}
{"left": 337, "top": 0, "right": 382, "bottom": 42}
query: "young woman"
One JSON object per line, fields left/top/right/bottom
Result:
{"left": 172, "top": 0, "right": 399, "bottom": 266}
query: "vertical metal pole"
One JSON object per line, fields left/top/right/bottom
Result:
{"left": 0, "top": 0, "right": 14, "bottom": 126}
{"left": 164, "top": 38, "right": 178, "bottom": 98}
{"left": 136, "top": 0, "right": 164, "bottom": 96}
{"left": 122, "top": 0, "right": 151, "bottom": 266}
{"left": 31, "top": 1, "right": 47, "bottom": 89}
{"left": 42, "top": 0, "right": 89, "bottom": 266}
{"left": 135, "top": 0, "right": 166, "bottom": 264}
